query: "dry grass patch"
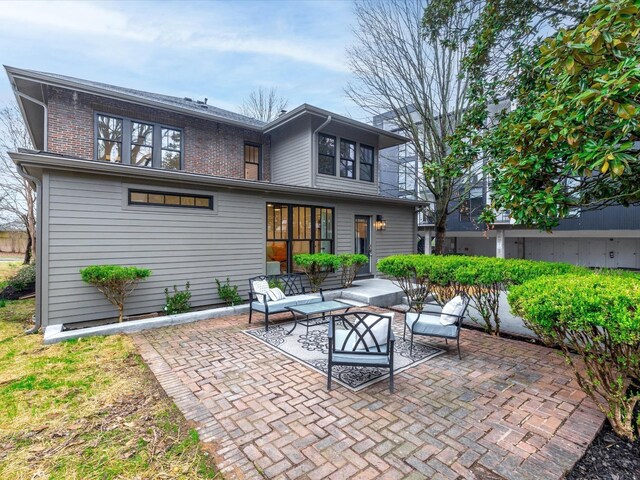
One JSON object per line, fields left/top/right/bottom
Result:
{"left": 0, "top": 299, "right": 219, "bottom": 479}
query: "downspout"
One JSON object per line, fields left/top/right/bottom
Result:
{"left": 16, "top": 164, "right": 42, "bottom": 334}
{"left": 311, "top": 115, "right": 332, "bottom": 188}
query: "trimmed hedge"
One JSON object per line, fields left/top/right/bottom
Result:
{"left": 376, "top": 255, "right": 587, "bottom": 335}
{"left": 293, "top": 253, "right": 340, "bottom": 292}
{"left": 338, "top": 253, "right": 369, "bottom": 288}
{"left": 80, "top": 265, "right": 151, "bottom": 323}
{"left": 510, "top": 274, "right": 640, "bottom": 440}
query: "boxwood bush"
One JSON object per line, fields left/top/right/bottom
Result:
{"left": 293, "top": 253, "right": 340, "bottom": 292}
{"left": 377, "top": 255, "right": 586, "bottom": 335}
{"left": 509, "top": 274, "right": 640, "bottom": 440}
{"left": 338, "top": 253, "right": 369, "bottom": 288}
{"left": 80, "top": 265, "right": 151, "bottom": 323}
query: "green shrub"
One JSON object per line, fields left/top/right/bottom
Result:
{"left": 79, "top": 265, "right": 151, "bottom": 323}
{"left": 215, "top": 278, "right": 242, "bottom": 306}
{"left": 268, "top": 278, "right": 284, "bottom": 290}
{"left": 338, "top": 253, "right": 369, "bottom": 288}
{"left": 377, "top": 254, "right": 583, "bottom": 335}
{"left": 0, "top": 299, "right": 6, "bottom": 308}
{"left": 163, "top": 282, "right": 191, "bottom": 315}
{"left": 509, "top": 274, "right": 640, "bottom": 440}
{"left": 8, "top": 263, "right": 36, "bottom": 292}
{"left": 293, "top": 253, "right": 340, "bottom": 292}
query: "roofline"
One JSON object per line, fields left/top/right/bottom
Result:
{"left": 4, "top": 65, "right": 264, "bottom": 132}
{"left": 264, "top": 104, "right": 411, "bottom": 143}
{"left": 10, "top": 152, "right": 426, "bottom": 207}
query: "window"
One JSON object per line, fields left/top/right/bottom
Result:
{"left": 97, "top": 115, "right": 123, "bottom": 163}
{"left": 318, "top": 133, "right": 336, "bottom": 175}
{"left": 95, "top": 113, "right": 182, "bottom": 170}
{"left": 459, "top": 186, "right": 484, "bottom": 222}
{"left": 266, "top": 203, "right": 334, "bottom": 273}
{"left": 339, "top": 139, "right": 356, "bottom": 179}
{"left": 244, "top": 144, "right": 261, "bottom": 180}
{"left": 128, "top": 189, "right": 212, "bottom": 210}
{"left": 360, "top": 144, "right": 374, "bottom": 182}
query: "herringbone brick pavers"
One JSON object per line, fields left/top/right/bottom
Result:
{"left": 133, "top": 309, "right": 604, "bottom": 480}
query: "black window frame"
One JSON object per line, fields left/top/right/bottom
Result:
{"left": 359, "top": 144, "right": 375, "bottom": 182}
{"left": 339, "top": 138, "right": 356, "bottom": 179}
{"left": 266, "top": 203, "right": 335, "bottom": 273}
{"left": 317, "top": 133, "right": 337, "bottom": 176}
{"left": 94, "top": 112, "right": 184, "bottom": 170}
{"left": 244, "top": 142, "right": 262, "bottom": 180}
{"left": 128, "top": 189, "right": 213, "bottom": 210}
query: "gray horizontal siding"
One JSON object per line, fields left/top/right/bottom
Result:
{"left": 270, "top": 117, "right": 311, "bottom": 187}
{"left": 44, "top": 171, "right": 416, "bottom": 326}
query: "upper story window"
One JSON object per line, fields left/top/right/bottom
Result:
{"left": 360, "top": 144, "right": 374, "bottom": 182}
{"left": 96, "top": 113, "right": 182, "bottom": 170}
{"left": 244, "top": 143, "right": 262, "bottom": 180}
{"left": 398, "top": 161, "right": 416, "bottom": 198}
{"left": 339, "top": 139, "right": 356, "bottom": 179}
{"left": 318, "top": 134, "right": 336, "bottom": 175}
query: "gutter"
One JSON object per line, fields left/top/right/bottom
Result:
{"left": 15, "top": 164, "right": 42, "bottom": 334}
{"left": 312, "top": 115, "right": 332, "bottom": 188}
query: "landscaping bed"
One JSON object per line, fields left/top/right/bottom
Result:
{"left": 0, "top": 299, "right": 219, "bottom": 479}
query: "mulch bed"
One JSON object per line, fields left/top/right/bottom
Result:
{"left": 0, "top": 284, "right": 35, "bottom": 300}
{"left": 567, "top": 421, "right": 640, "bottom": 480}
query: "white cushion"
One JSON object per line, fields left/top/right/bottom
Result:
{"left": 355, "top": 313, "right": 394, "bottom": 350}
{"left": 440, "top": 296, "right": 465, "bottom": 325}
{"left": 267, "top": 287, "right": 286, "bottom": 301}
{"left": 252, "top": 280, "right": 269, "bottom": 302}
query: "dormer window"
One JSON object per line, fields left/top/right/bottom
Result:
{"left": 95, "top": 113, "right": 182, "bottom": 170}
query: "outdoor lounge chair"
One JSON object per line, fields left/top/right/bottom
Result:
{"left": 403, "top": 293, "right": 470, "bottom": 359}
{"left": 328, "top": 311, "right": 395, "bottom": 392}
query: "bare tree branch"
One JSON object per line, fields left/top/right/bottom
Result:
{"left": 0, "top": 104, "right": 36, "bottom": 263}
{"left": 239, "top": 87, "right": 289, "bottom": 123}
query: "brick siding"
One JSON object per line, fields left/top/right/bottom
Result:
{"left": 46, "top": 87, "right": 271, "bottom": 180}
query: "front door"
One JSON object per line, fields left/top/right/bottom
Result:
{"left": 354, "top": 215, "right": 371, "bottom": 275}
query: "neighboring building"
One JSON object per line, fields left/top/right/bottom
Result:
{"left": 6, "top": 66, "right": 421, "bottom": 327}
{"left": 374, "top": 105, "right": 640, "bottom": 269}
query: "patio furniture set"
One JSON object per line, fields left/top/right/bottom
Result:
{"left": 248, "top": 274, "right": 471, "bottom": 392}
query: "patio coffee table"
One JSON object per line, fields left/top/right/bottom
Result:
{"left": 286, "top": 300, "right": 353, "bottom": 335}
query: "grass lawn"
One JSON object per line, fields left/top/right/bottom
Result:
{"left": 0, "top": 299, "right": 219, "bottom": 478}
{"left": 0, "top": 262, "right": 21, "bottom": 290}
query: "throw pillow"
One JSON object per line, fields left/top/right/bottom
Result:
{"left": 355, "top": 313, "right": 393, "bottom": 351}
{"left": 267, "top": 287, "right": 286, "bottom": 302}
{"left": 440, "top": 295, "right": 465, "bottom": 325}
{"left": 252, "top": 280, "right": 269, "bottom": 302}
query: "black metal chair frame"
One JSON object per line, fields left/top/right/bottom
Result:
{"left": 403, "top": 292, "right": 471, "bottom": 360}
{"left": 248, "top": 274, "right": 324, "bottom": 331}
{"left": 327, "top": 311, "right": 396, "bottom": 393}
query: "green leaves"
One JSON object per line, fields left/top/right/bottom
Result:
{"left": 80, "top": 265, "right": 151, "bottom": 284}
{"left": 480, "top": 0, "right": 640, "bottom": 230}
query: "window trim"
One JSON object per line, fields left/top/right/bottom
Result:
{"left": 359, "top": 143, "right": 375, "bottom": 182}
{"left": 244, "top": 142, "right": 263, "bottom": 181}
{"left": 128, "top": 188, "right": 213, "bottom": 210}
{"left": 94, "top": 112, "right": 184, "bottom": 170}
{"left": 266, "top": 202, "right": 335, "bottom": 273}
{"left": 317, "top": 133, "right": 337, "bottom": 176}
{"left": 339, "top": 138, "right": 356, "bottom": 179}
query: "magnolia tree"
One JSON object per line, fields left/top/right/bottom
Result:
{"left": 479, "top": 0, "right": 640, "bottom": 228}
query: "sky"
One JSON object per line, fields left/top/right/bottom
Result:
{"left": 0, "top": 0, "right": 368, "bottom": 121}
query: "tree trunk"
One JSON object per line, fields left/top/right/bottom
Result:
{"left": 23, "top": 231, "right": 32, "bottom": 265}
{"left": 118, "top": 303, "right": 124, "bottom": 323}
{"left": 433, "top": 199, "right": 449, "bottom": 255}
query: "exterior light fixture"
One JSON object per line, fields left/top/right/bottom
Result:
{"left": 375, "top": 215, "right": 387, "bottom": 231}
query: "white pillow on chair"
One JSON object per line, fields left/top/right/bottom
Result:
{"left": 267, "top": 287, "right": 286, "bottom": 301}
{"left": 440, "top": 296, "right": 465, "bottom": 325}
{"left": 355, "top": 313, "right": 394, "bottom": 350}
{"left": 252, "top": 280, "right": 269, "bottom": 302}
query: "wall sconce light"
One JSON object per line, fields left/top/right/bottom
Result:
{"left": 375, "top": 215, "right": 387, "bottom": 231}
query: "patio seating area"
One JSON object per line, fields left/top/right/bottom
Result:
{"left": 134, "top": 308, "right": 604, "bottom": 480}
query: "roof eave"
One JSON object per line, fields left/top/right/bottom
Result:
{"left": 10, "top": 152, "right": 426, "bottom": 207}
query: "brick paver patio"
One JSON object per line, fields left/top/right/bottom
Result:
{"left": 133, "top": 308, "right": 604, "bottom": 480}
